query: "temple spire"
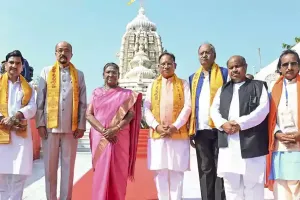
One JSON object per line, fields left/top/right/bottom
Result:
{"left": 139, "top": 0, "right": 143, "bottom": 8}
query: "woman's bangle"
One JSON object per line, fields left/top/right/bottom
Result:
{"left": 116, "top": 124, "right": 121, "bottom": 130}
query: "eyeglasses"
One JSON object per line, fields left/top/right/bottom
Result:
{"left": 281, "top": 61, "right": 299, "bottom": 68}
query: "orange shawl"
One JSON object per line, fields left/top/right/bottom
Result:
{"left": 265, "top": 74, "right": 300, "bottom": 190}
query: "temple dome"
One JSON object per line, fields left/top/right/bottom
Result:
{"left": 125, "top": 66, "right": 155, "bottom": 79}
{"left": 126, "top": 7, "right": 157, "bottom": 31}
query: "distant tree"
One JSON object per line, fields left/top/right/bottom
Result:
{"left": 282, "top": 37, "right": 300, "bottom": 49}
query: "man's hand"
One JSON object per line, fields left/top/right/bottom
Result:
{"left": 156, "top": 125, "right": 166, "bottom": 134}
{"left": 38, "top": 126, "right": 48, "bottom": 140}
{"left": 229, "top": 120, "right": 241, "bottom": 133}
{"left": 11, "top": 125, "right": 26, "bottom": 132}
{"left": 275, "top": 132, "right": 296, "bottom": 146}
{"left": 167, "top": 125, "right": 178, "bottom": 135}
{"left": 14, "top": 111, "right": 24, "bottom": 120}
{"left": 73, "top": 129, "right": 85, "bottom": 139}
{"left": 155, "top": 125, "right": 169, "bottom": 138}
{"left": 221, "top": 122, "right": 234, "bottom": 134}
{"left": 0, "top": 117, "right": 14, "bottom": 127}
{"left": 286, "top": 132, "right": 300, "bottom": 142}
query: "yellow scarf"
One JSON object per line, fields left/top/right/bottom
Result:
{"left": 150, "top": 74, "right": 188, "bottom": 139}
{"left": 0, "top": 73, "right": 32, "bottom": 144}
{"left": 189, "top": 63, "right": 224, "bottom": 135}
{"left": 47, "top": 61, "right": 79, "bottom": 131}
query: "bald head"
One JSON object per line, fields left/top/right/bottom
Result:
{"left": 227, "top": 55, "right": 248, "bottom": 83}
{"left": 55, "top": 41, "right": 73, "bottom": 67}
{"left": 55, "top": 41, "right": 72, "bottom": 52}
{"left": 227, "top": 55, "right": 247, "bottom": 66}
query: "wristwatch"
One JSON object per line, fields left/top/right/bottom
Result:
{"left": 274, "top": 130, "right": 282, "bottom": 138}
{"left": 10, "top": 116, "right": 20, "bottom": 125}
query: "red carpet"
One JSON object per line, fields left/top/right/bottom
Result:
{"left": 72, "top": 129, "right": 158, "bottom": 200}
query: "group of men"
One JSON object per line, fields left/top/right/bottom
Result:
{"left": 0, "top": 41, "right": 87, "bottom": 200}
{"left": 0, "top": 40, "right": 299, "bottom": 200}
{"left": 144, "top": 43, "right": 300, "bottom": 200}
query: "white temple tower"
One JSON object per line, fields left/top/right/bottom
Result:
{"left": 117, "top": 7, "right": 164, "bottom": 99}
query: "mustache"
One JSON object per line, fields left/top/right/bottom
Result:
{"left": 60, "top": 55, "right": 67, "bottom": 59}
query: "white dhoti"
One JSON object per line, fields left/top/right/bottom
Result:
{"left": 0, "top": 174, "right": 27, "bottom": 200}
{"left": 148, "top": 138, "right": 190, "bottom": 200}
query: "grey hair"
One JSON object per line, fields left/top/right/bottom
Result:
{"left": 198, "top": 42, "right": 216, "bottom": 59}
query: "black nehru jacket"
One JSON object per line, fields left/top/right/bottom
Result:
{"left": 218, "top": 79, "right": 269, "bottom": 159}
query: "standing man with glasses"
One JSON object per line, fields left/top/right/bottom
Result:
{"left": 36, "top": 41, "right": 87, "bottom": 200}
{"left": 144, "top": 52, "right": 191, "bottom": 199}
{"left": 266, "top": 50, "right": 300, "bottom": 199}
{"left": 189, "top": 43, "right": 228, "bottom": 200}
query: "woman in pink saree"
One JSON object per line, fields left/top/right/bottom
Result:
{"left": 86, "top": 63, "right": 142, "bottom": 200}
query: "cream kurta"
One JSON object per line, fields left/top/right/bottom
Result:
{"left": 0, "top": 80, "right": 37, "bottom": 175}
{"left": 144, "top": 77, "right": 191, "bottom": 171}
{"left": 210, "top": 82, "right": 269, "bottom": 183}
{"left": 274, "top": 80, "right": 300, "bottom": 151}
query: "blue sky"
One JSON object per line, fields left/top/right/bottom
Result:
{"left": 0, "top": 0, "right": 299, "bottom": 97}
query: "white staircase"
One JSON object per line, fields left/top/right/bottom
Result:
{"left": 77, "top": 123, "right": 91, "bottom": 152}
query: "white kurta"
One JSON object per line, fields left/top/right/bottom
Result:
{"left": 197, "top": 74, "right": 212, "bottom": 130}
{"left": 197, "top": 73, "right": 230, "bottom": 130}
{"left": 210, "top": 81, "right": 269, "bottom": 184}
{"left": 0, "top": 80, "right": 37, "bottom": 175}
{"left": 144, "top": 77, "right": 191, "bottom": 172}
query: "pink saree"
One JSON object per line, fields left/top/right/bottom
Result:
{"left": 89, "top": 87, "right": 142, "bottom": 200}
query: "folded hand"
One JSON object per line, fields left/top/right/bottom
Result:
{"left": 276, "top": 132, "right": 296, "bottom": 146}
{"left": 156, "top": 125, "right": 171, "bottom": 138}
{"left": 103, "top": 127, "right": 119, "bottom": 143}
{"left": 284, "top": 132, "right": 300, "bottom": 142}
{"left": 11, "top": 125, "right": 26, "bottom": 132}
{"left": 0, "top": 117, "right": 13, "bottom": 127}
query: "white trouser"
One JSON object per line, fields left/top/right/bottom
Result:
{"left": 154, "top": 169, "right": 184, "bottom": 200}
{"left": 223, "top": 172, "right": 264, "bottom": 200}
{"left": 0, "top": 174, "right": 27, "bottom": 200}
